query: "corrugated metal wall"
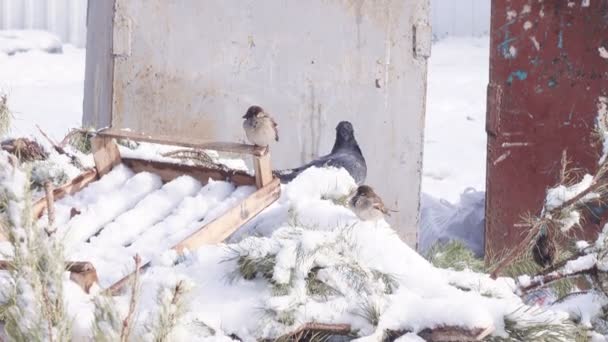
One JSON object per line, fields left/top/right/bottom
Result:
{"left": 431, "top": 0, "right": 490, "bottom": 40}
{"left": 0, "top": 0, "right": 488, "bottom": 50}
{"left": 0, "top": 0, "right": 87, "bottom": 48}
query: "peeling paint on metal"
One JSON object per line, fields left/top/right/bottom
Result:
{"left": 599, "top": 46, "right": 608, "bottom": 59}
{"left": 493, "top": 151, "right": 512, "bottom": 165}
{"left": 530, "top": 36, "right": 540, "bottom": 50}
{"left": 501, "top": 142, "right": 531, "bottom": 148}
{"left": 506, "top": 70, "right": 528, "bottom": 85}
{"left": 523, "top": 21, "right": 532, "bottom": 30}
{"left": 582, "top": 0, "right": 591, "bottom": 7}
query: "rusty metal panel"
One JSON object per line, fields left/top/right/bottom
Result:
{"left": 83, "top": 0, "right": 431, "bottom": 247}
{"left": 486, "top": 0, "right": 608, "bottom": 256}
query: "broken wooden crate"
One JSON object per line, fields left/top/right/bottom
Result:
{"left": 25, "top": 129, "right": 281, "bottom": 294}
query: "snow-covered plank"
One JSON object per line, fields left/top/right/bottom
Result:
{"left": 172, "top": 178, "right": 280, "bottom": 253}
{"left": 91, "top": 175, "right": 203, "bottom": 247}
{"left": 98, "top": 129, "right": 267, "bottom": 156}
{"left": 125, "top": 179, "right": 236, "bottom": 262}
{"left": 32, "top": 168, "right": 97, "bottom": 219}
{"left": 107, "top": 178, "right": 281, "bottom": 295}
{"left": 60, "top": 171, "right": 163, "bottom": 251}
{"left": 122, "top": 158, "right": 255, "bottom": 187}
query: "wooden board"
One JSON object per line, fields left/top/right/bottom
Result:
{"left": 106, "top": 177, "right": 281, "bottom": 295}
{"left": 418, "top": 325, "right": 495, "bottom": 342}
{"left": 98, "top": 129, "right": 267, "bottom": 156}
{"left": 32, "top": 169, "right": 98, "bottom": 219}
{"left": 121, "top": 158, "right": 256, "bottom": 187}
{"left": 253, "top": 152, "right": 273, "bottom": 188}
{"left": 173, "top": 177, "right": 281, "bottom": 252}
{"left": 91, "top": 136, "right": 121, "bottom": 177}
{"left": 0, "top": 169, "right": 98, "bottom": 242}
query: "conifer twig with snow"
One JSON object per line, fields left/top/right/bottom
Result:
{"left": 121, "top": 254, "right": 142, "bottom": 342}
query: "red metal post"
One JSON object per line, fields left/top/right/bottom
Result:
{"left": 486, "top": 1, "right": 608, "bottom": 257}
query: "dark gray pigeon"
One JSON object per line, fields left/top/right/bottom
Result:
{"left": 274, "top": 121, "right": 367, "bottom": 184}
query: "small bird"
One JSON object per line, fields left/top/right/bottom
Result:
{"left": 532, "top": 231, "right": 556, "bottom": 268}
{"left": 242, "top": 105, "right": 279, "bottom": 149}
{"left": 276, "top": 121, "right": 367, "bottom": 184}
{"left": 349, "top": 185, "right": 394, "bottom": 221}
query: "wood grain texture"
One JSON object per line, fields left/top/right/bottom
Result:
{"left": 98, "top": 129, "right": 267, "bottom": 156}
{"left": 253, "top": 152, "right": 273, "bottom": 188}
{"left": 91, "top": 136, "right": 121, "bottom": 176}
{"left": 121, "top": 158, "right": 256, "bottom": 186}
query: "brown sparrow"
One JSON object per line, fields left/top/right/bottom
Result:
{"left": 242, "top": 105, "right": 279, "bottom": 148}
{"left": 349, "top": 185, "right": 394, "bottom": 221}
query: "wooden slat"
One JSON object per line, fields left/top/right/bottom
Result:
{"left": 91, "top": 136, "right": 121, "bottom": 177}
{"left": 0, "top": 260, "right": 98, "bottom": 294}
{"left": 98, "top": 129, "right": 267, "bottom": 156}
{"left": 31, "top": 169, "right": 98, "bottom": 219}
{"left": 173, "top": 177, "right": 281, "bottom": 252}
{"left": 418, "top": 325, "right": 495, "bottom": 342}
{"left": 253, "top": 152, "right": 273, "bottom": 188}
{"left": 106, "top": 177, "right": 281, "bottom": 295}
{"left": 121, "top": 158, "right": 256, "bottom": 187}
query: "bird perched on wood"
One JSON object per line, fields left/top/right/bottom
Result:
{"left": 532, "top": 231, "right": 556, "bottom": 268}
{"left": 242, "top": 105, "right": 278, "bottom": 150}
{"left": 349, "top": 185, "right": 394, "bottom": 221}
{"left": 275, "top": 121, "right": 367, "bottom": 184}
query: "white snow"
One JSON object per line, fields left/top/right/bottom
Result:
{"left": 545, "top": 174, "right": 596, "bottom": 211}
{"left": 423, "top": 37, "right": 488, "bottom": 203}
{"left": 60, "top": 171, "right": 164, "bottom": 251}
{"left": 563, "top": 254, "right": 597, "bottom": 274}
{"left": 0, "top": 30, "right": 62, "bottom": 55}
{"left": 551, "top": 292, "right": 608, "bottom": 328}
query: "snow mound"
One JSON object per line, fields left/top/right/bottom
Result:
{"left": 0, "top": 30, "right": 63, "bottom": 56}
{"left": 98, "top": 168, "right": 566, "bottom": 340}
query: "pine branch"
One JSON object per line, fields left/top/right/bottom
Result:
{"left": 36, "top": 124, "right": 84, "bottom": 169}
{"left": 276, "top": 323, "right": 352, "bottom": 341}
{"left": 121, "top": 254, "right": 141, "bottom": 342}
{"left": 518, "top": 265, "right": 598, "bottom": 295}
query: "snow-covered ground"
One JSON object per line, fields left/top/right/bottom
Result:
{"left": 423, "top": 36, "right": 489, "bottom": 202}
{"left": 0, "top": 33, "right": 84, "bottom": 141}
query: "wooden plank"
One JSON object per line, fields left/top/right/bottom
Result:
{"left": 121, "top": 158, "right": 256, "bottom": 187}
{"left": 173, "top": 177, "right": 280, "bottom": 253}
{"left": 0, "top": 260, "right": 98, "bottom": 294}
{"left": 98, "top": 129, "right": 267, "bottom": 156}
{"left": 107, "top": 178, "right": 281, "bottom": 295}
{"left": 32, "top": 169, "right": 98, "bottom": 219}
{"left": 253, "top": 152, "right": 273, "bottom": 188}
{"left": 418, "top": 325, "right": 495, "bottom": 342}
{"left": 91, "top": 136, "right": 121, "bottom": 176}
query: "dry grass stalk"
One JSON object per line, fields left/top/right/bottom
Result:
{"left": 44, "top": 181, "right": 56, "bottom": 235}
{"left": 0, "top": 93, "right": 10, "bottom": 137}
{"left": 121, "top": 254, "right": 142, "bottom": 342}
{"left": 36, "top": 125, "right": 85, "bottom": 169}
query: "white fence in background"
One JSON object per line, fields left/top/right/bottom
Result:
{"left": 0, "top": 0, "right": 490, "bottom": 49}
{"left": 431, "top": 0, "right": 491, "bottom": 40}
{"left": 0, "top": 0, "right": 87, "bottom": 48}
